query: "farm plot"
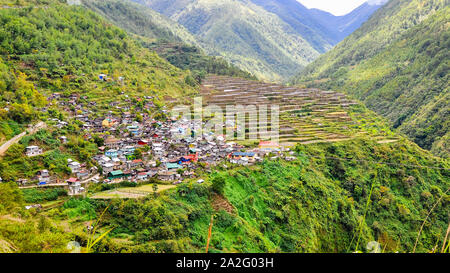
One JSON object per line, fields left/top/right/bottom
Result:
{"left": 91, "top": 184, "right": 176, "bottom": 199}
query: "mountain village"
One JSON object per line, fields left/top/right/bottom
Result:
{"left": 14, "top": 77, "right": 295, "bottom": 197}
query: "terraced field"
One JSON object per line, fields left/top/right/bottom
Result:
{"left": 200, "top": 75, "right": 398, "bottom": 146}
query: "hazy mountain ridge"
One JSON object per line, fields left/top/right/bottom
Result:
{"left": 133, "top": 0, "right": 321, "bottom": 81}
{"left": 131, "top": 0, "right": 383, "bottom": 81}
{"left": 308, "top": 2, "right": 384, "bottom": 41}
{"left": 253, "top": 0, "right": 384, "bottom": 48}
{"left": 249, "top": 0, "right": 336, "bottom": 53}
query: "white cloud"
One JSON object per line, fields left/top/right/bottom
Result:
{"left": 297, "top": 0, "right": 387, "bottom": 16}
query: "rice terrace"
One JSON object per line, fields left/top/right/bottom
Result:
{"left": 200, "top": 75, "right": 399, "bottom": 146}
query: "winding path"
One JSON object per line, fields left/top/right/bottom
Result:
{"left": 0, "top": 121, "right": 46, "bottom": 157}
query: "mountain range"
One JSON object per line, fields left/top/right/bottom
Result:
{"left": 0, "top": 0, "right": 448, "bottom": 254}
{"left": 128, "top": 0, "right": 385, "bottom": 81}
{"left": 251, "top": 0, "right": 386, "bottom": 50}
{"left": 82, "top": 0, "right": 448, "bottom": 156}
{"left": 293, "top": 0, "right": 449, "bottom": 158}
{"left": 81, "top": 0, "right": 256, "bottom": 80}
{"left": 307, "top": 0, "right": 387, "bottom": 42}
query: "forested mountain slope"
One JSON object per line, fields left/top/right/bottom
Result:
{"left": 292, "top": 0, "right": 449, "bottom": 158}
{"left": 71, "top": 139, "right": 449, "bottom": 253}
{"left": 133, "top": 0, "right": 321, "bottom": 81}
{"left": 0, "top": 0, "right": 196, "bottom": 142}
{"left": 81, "top": 0, "right": 199, "bottom": 47}
{"left": 82, "top": 0, "right": 256, "bottom": 81}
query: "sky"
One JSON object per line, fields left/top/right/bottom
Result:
{"left": 297, "top": 0, "right": 388, "bottom": 16}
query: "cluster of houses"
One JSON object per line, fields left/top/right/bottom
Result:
{"left": 90, "top": 117, "right": 240, "bottom": 184}
{"left": 67, "top": 158, "right": 97, "bottom": 182}
{"left": 10, "top": 91, "right": 299, "bottom": 193}
{"left": 70, "top": 109, "right": 292, "bottom": 185}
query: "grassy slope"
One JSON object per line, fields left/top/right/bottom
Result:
{"left": 292, "top": 0, "right": 449, "bottom": 157}
{"left": 0, "top": 181, "right": 74, "bottom": 253}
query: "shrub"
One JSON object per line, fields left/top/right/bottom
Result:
{"left": 22, "top": 188, "right": 67, "bottom": 203}
{"left": 212, "top": 176, "right": 226, "bottom": 195}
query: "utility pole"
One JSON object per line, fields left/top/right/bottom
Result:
{"left": 205, "top": 215, "right": 214, "bottom": 253}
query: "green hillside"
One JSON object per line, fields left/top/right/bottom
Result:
{"left": 82, "top": 0, "right": 256, "bottom": 81}
{"left": 292, "top": 0, "right": 449, "bottom": 158}
{"left": 0, "top": 0, "right": 196, "bottom": 133}
{"left": 0, "top": 58, "right": 46, "bottom": 142}
{"left": 81, "top": 0, "right": 199, "bottom": 46}
{"left": 134, "top": 0, "right": 321, "bottom": 82}
{"left": 62, "top": 139, "right": 449, "bottom": 253}
{"left": 0, "top": 0, "right": 197, "bottom": 159}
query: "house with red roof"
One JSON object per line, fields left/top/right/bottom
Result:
{"left": 138, "top": 139, "right": 149, "bottom": 146}
{"left": 127, "top": 159, "right": 143, "bottom": 170}
{"left": 258, "top": 141, "right": 280, "bottom": 153}
{"left": 180, "top": 153, "right": 198, "bottom": 163}
{"left": 66, "top": 177, "right": 79, "bottom": 184}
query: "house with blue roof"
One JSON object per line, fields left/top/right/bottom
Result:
{"left": 105, "top": 149, "right": 118, "bottom": 158}
{"left": 127, "top": 125, "right": 140, "bottom": 136}
{"left": 231, "top": 152, "right": 256, "bottom": 159}
{"left": 166, "top": 163, "right": 183, "bottom": 170}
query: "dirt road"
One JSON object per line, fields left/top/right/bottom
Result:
{"left": 0, "top": 121, "right": 46, "bottom": 156}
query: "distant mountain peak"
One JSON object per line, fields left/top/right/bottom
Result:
{"left": 367, "top": 0, "right": 389, "bottom": 6}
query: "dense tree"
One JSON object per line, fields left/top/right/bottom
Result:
{"left": 0, "top": 182, "right": 23, "bottom": 214}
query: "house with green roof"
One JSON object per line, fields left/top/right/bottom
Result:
{"left": 107, "top": 170, "right": 130, "bottom": 180}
